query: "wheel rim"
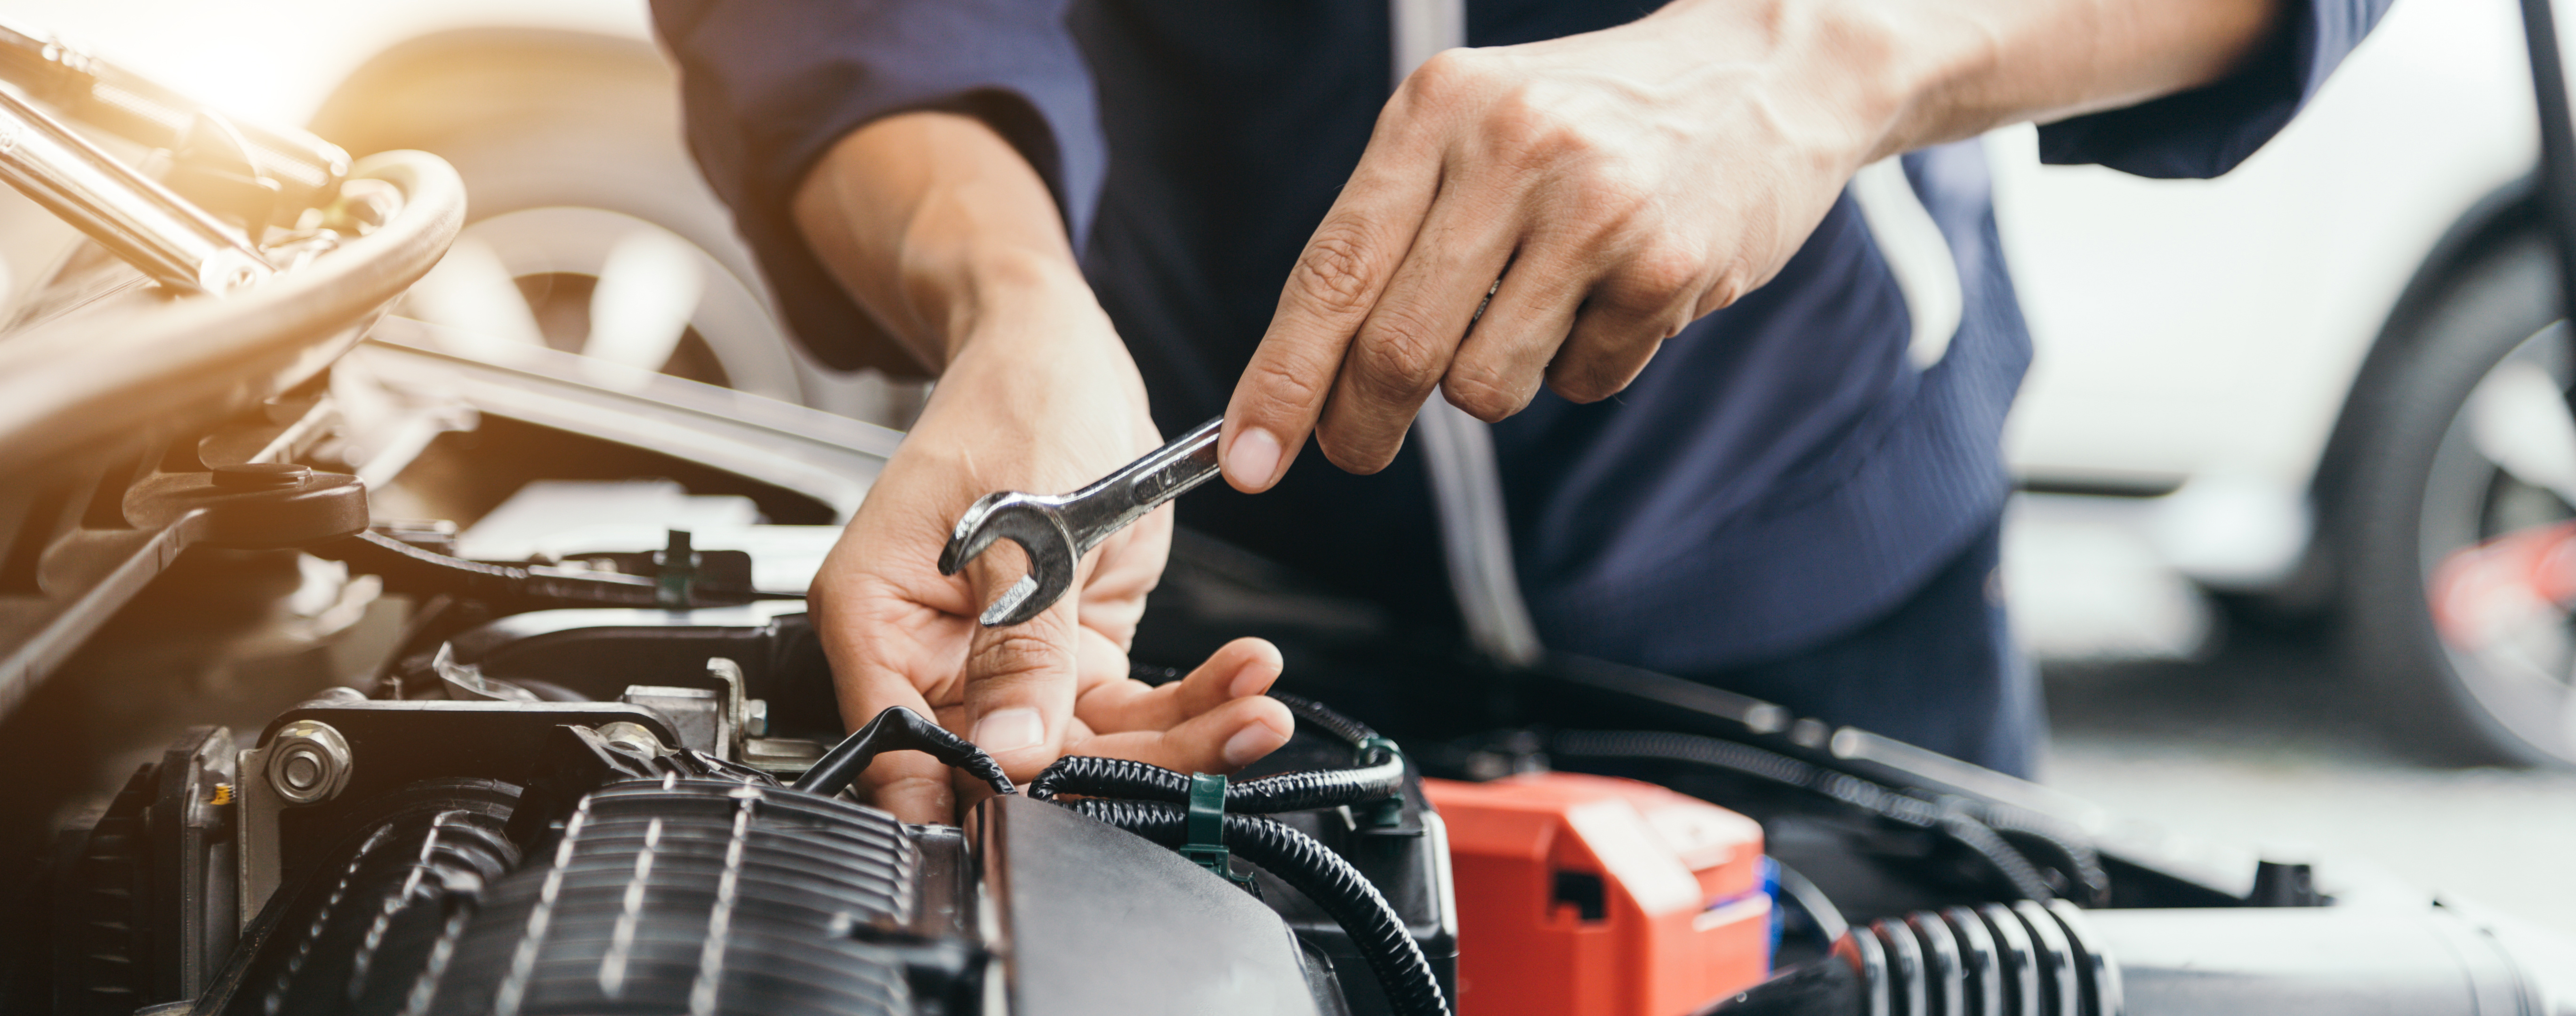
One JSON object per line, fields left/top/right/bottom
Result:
{"left": 395, "top": 205, "right": 802, "bottom": 402}
{"left": 2421, "top": 321, "right": 2576, "bottom": 761}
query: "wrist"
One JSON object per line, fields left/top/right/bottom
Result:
{"left": 1637, "top": 0, "right": 1932, "bottom": 169}
{"left": 932, "top": 247, "right": 1104, "bottom": 367}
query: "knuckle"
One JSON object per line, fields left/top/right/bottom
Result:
{"left": 1349, "top": 315, "right": 1448, "bottom": 400}
{"left": 1443, "top": 368, "right": 1528, "bottom": 423}
{"left": 966, "top": 630, "right": 1069, "bottom": 684}
{"left": 1246, "top": 354, "right": 1331, "bottom": 414}
{"left": 1407, "top": 48, "right": 1486, "bottom": 101}
{"left": 1623, "top": 238, "right": 1707, "bottom": 300}
{"left": 1549, "top": 368, "right": 1619, "bottom": 405}
{"left": 1288, "top": 222, "right": 1381, "bottom": 318}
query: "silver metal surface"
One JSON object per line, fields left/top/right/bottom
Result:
{"left": 940, "top": 415, "right": 1224, "bottom": 626}
{"left": 595, "top": 721, "right": 669, "bottom": 758}
{"left": 0, "top": 85, "right": 270, "bottom": 294}
{"left": 263, "top": 719, "right": 351, "bottom": 806}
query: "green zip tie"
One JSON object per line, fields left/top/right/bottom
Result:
{"left": 1178, "top": 772, "right": 1252, "bottom": 887}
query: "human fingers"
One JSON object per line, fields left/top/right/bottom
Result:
{"left": 815, "top": 600, "right": 964, "bottom": 823}
{"left": 1439, "top": 237, "right": 1591, "bottom": 421}
{"left": 955, "top": 546, "right": 1087, "bottom": 781}
{"left": 1073, "top": 694, "right": 1297, "bottom": 774}
{"left": 1545, "top": 236, "right": 1714, "bottom": 403}
{"left": 1313, "top": 173, "right": 1523, "bottom": 471}
{"left": 1221, "top": 87, "right": 1448, "bottom": 493}
{"left": 1074, "top": 637, "right": 1284, "bottom": 733}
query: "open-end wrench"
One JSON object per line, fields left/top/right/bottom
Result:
{"left": 938, "top": 416, "right": 1224, "bottom": 627}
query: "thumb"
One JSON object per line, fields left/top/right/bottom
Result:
{"left": 959, "top": 560, "right": 1083, "bottom": 779}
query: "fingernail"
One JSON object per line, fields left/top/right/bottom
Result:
{"left": 1222, "top": 721, "right": 1290, "bottom": 767}
{"left": 1227, "top": 659, "right": 1276, "bottom": 699}
{"left": 971, "top": 707, "right": 1044, "bottom": 754}
{"left": 1226, "top": 427, "right": 1282, "bottom": 490}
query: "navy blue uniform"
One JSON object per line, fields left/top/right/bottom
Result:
{"left": 652, "top": 0, "right": 2390, "bottom": 775}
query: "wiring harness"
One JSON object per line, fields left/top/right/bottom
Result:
{"left": 1030, "top": 693, "right": 1450, "bottom": 1016}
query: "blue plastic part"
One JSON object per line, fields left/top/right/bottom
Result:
{"left": 1761, "top": 856, "right": 1782, "bottom": 970}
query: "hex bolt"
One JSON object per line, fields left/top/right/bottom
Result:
{"left": 265, "top": 720, "right": 352, "bottom": 806}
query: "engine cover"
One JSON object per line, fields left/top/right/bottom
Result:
{"left": 290, "top": 781, "right": 1333, "bottom": 1016}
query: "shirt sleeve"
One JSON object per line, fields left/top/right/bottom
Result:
{"left": 2036, "top": 0, "right": 2396, "bottom": 179}
{"left": 650, "top": 0, "right": 1106, "bottom": 375}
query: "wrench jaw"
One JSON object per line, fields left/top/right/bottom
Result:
{"left": 937, "top": 493, "right": 1080, "bottom": 628}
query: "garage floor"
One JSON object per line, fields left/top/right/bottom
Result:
{"left": 2042, "top": 625, "right": 2576, "bottom": 936}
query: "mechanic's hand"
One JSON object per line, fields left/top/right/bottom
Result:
{"left": 1219, "top": 3, "right": 1899, "bottom": 488}
{"left": 809, "top": 293, "right": 1295, "bottom": 824}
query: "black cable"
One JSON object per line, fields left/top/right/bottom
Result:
{"left": 1980, "top": 803, "right": 2112, "bottom": 906}
{"left": 1029, "top": 753, "right": 1404, "bottom": 814}
{"left": 1027, "top": 693, "right": 1405, "bottom": 813}
{"left": 1269, "top": 691, "right": 1377, "bottom": 748}
{"left": 793, "top": 706, "right": 1014, "bottom": 798}
{"left": 1547, "top": 729, "right": 2106, "bottom": 904}
{"left": 317, "top": 530, "right": 798, "bottom": 612}
{"left": 1071, "top": 799, "right": 1450, "bottom": 1016}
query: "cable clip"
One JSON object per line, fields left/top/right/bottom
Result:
{"left": 653, "top": 529, "right": 698, "bottom": 609}
{"left": 1180, "top": 772, "right": 1255, "bottom": 888}
{"left": 1355, "top": 735, "right": 1408, "bottom": 829}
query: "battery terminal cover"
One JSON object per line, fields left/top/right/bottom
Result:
{"left": 1426, "top": 772, "right": 1770, "bottom": 1016}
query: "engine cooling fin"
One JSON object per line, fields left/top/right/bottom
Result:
{"left": 413, "top": 779, "right": 950, "bottom": 1016}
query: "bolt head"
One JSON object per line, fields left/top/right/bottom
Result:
{"left": 281, "top": 751, "right": 321, "bottom": 790}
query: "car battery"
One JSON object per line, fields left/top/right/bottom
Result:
{"left": 1425, "top": 772, "right": 1770, "bottom": 1016}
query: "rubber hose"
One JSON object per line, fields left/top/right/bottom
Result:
{"left": 1030, "top": 753, "right": 1405, "bottom": 814}
{"left": 1228, "top": 758, "right": 1404, "bottom": 812}
{"left": 1939, "top": 813, "right": 2057, "bottom": 901}
{"left": 1980, "top": 803, "right": 2111, "bottom": 906}
{"left": 794, "top": 706, "right": 1014, "bottom": 798}
{"left": 1269, "top": 692, "right": 1378, "bottom": 748}
{"left": 1027, "top": 756, "right": 1188, "bottom": 803}
{"left": 1069, "top": 799, "right": 1451, "bottom": 1016}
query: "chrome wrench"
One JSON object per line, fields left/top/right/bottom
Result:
{"left": 938, "top": 416, "right": 1224, "bottom": 626}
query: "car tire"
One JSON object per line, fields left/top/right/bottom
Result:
{"left": 307, "top": 30, "right": 926, "bottom": 427}
{"left": 2330, "top": 228, "right": 2576, "bottom": 766}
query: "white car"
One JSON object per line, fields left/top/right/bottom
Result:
{"left": 1993, "top": 0, "right": 2575, "bottom": 768}
{"left": 6, "top": 0, "right": 2569, "bottom": 767}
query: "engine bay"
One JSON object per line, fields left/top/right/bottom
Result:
{"left": 8, "top": 351, "right": 2573, "bottom": 1015}
{"left": 0, "top": 85, "right": 2563, "bottom": 1015}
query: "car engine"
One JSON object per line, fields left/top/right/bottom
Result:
{"left": 0, "top": 32, "right": 2571, "bottom": 1016}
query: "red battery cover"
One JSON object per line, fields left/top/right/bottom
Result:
{"left": 1425, "top": 773, "right": 1770, "bottom": 1016}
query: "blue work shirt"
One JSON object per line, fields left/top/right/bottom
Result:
{"left": 652, "top": 0, "right": 2390, "bottom": 672}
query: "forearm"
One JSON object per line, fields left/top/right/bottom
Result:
{"left": 791, "top": 111, "right": 1097, "bottom": 373}
{"left": 1645, "top": 0, "right": 2284, "bottom": 165}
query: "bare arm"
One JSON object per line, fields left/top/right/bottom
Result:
{"left": 1218, "top": 0, "right": 2285, "bottom": 489}
{"left": 791, "top": 113, "right": 1293, "bottom": 823}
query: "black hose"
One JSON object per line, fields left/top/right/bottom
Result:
{"left": 1230, "top": 756, "right": 1405, "bottom": 812}
{"left": 1071, "top": 799, "right": 1450, "bottom": 1016}
{"left": 1981, "top": 802, "right": 2113, "bottom": 906}
{"left": 1547, "top": 729, "right": 2106, "bottom": 905}
{"left": 794, "top": 706, "right": 1014, "bottom": 798}
{"left": 1269, "top": 691, "right": 1377, "bottom": 748}
{"left": 1939, "top": 811, "right": 2056, "bottom": 902}
{"left": 317, "top": 530, "right": 796, "bottom": 612}
{"left": 1027, "top": 693, "right": 1406, "bottom": 813}
{"left": 1029, "top": 753, "right": 1405, "bottom": 814}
